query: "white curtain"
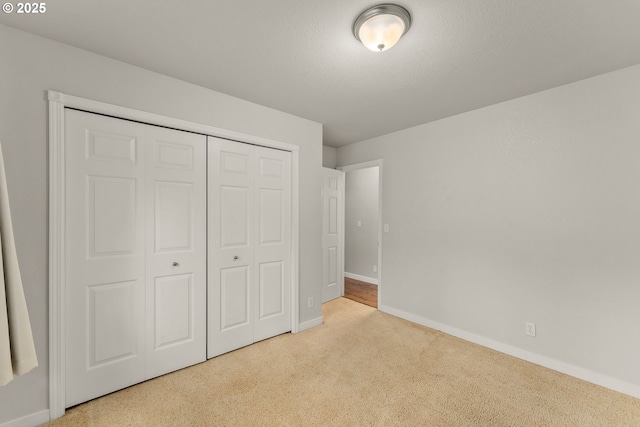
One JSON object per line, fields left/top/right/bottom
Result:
{"left": 0, "top": 143, "right": 38, "bottom": 386}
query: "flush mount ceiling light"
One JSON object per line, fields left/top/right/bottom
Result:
{"left": 353, "top": 3, "right": 412, "bottom": 52}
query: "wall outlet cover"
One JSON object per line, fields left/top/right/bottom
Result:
{"left": 526, "top": 322, "right": 536, "bottom": 337}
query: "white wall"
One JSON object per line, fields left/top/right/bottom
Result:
{"left": 337, "top": 64, "right": 640, "bottom": 393}
{"left": 344, "top": 167, "right": 379, "bottom": 282}
{"left": 322, "top": 145, "right": 337, "bottom": 168}
{"left": 0, "top": 24, "right": 323, "bottom": 425}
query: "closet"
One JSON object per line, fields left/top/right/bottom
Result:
{"left": 63, "top": 110, "right": 292, "bottom": 407}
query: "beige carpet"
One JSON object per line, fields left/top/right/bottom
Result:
{"left": 45, "top": 298, "right": 640, "bottom": 426}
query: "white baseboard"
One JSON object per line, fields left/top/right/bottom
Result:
{"left": 344, "top": 272, "right": 378, "bottom": 286}
{"left": 0, "top": 410, "right": 50, "bottom": 427}
{"left": 297, "top": 316, "right": 323, "bottom": 332}
{"left": 378, "top": 304, "right": 640, "bottom": 399}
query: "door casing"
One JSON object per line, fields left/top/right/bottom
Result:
{"left": 338, "top": 160, "right": 383, "bottom": 306}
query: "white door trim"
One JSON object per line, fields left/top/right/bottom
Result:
{"left": 338, "top": 160, "right": 383, "bottom": 306}
{"left": 47, "top": 91, "right": 301, "bottom": 420}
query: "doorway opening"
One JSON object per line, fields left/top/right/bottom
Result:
{"left": 340, "top": 160, "right": 382, "bottom": 308}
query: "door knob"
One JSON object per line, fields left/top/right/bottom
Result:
{"left": 172, "top": 262, "right": 179, "bottom": 267}
{"left": 233, "top": 256, "right": 239, "bottom": 261}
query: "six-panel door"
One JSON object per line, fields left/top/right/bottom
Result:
{"left": 208, "top": 137, "right": 292, "bottom": 358}
{"left": 207, "top": 138, "right": 255, "bottom": 357}
{"left": 322, "top": 168, "right": 344, "bottom": 303}
{"left": 145, "top": 126, "right": 207, "bottom": 379}
{"left": 65, "top": 110, "right": 148, "bottom": 407}
{"left": 253, "top": 146, "right": 292, "bottom": 343}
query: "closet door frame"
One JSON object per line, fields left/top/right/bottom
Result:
{"left": 47, "top": 90, "right": 300, "bottom": 420}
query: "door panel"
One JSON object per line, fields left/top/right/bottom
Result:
{"left": 65, "top": 110, "right": 147, "bottom": 407}
{"left": 328, "top": 196, "right": 338, "bottom": 234}
{"left": 220, "top": 266, "right": 250, "bottom": 329}
{"left": 88, "top": 280, "right": 137, "bottom": 366}
{"left": 87, "top": 176, "right": 137, "bottom": 257}
{"left": 86, "top": 129, "right": 136, "bottom": 164}
{"left": 259, "top": 157, "right": 283, "bottom": 178}
{"left": 208, "top": 137, "right": 255, "bottom": 358}
{"left": 328, "top": 247, "right": 337, "bottom": 286}
{"left": 259, "top": 261, "right": 284, "bottom": 319}
{"left": 154, "top": 141, "right": 194, "bottom": 170}
{"left": 145, "top": 126, "right": 206, "bottom": 379}
{"left": 153, "top": 274, "right": 193, "bottom": 349}
{"left": 259, "top": 189, "right": 284, "bottom": 244}
{"left": 221, "top": 150, "right": 250, "bottom": 174}
{"left": 154, "top": 182, "right": 193, "bottom": 252}
{"left": 220, "top": 186, "right": 250, "bottom": 248}
{"left": 322, "top": 168, "right": 345, "bottom": 303}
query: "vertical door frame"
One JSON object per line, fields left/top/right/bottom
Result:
{"left": 47, "top": 91, "right": 301, "bottom": 420}
{"left": 338, "top": 160, "right": 383, "bottom": 306}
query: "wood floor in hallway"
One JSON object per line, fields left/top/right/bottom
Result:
{"left": 344, "top": 277, "right": 378, "bottom": 308}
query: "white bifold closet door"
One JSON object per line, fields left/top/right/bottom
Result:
{"left": 208, "top": 136, "right": 291, "bottom": 358}
{"left": 65, "top": 109, "right": 206, "bottom": 407}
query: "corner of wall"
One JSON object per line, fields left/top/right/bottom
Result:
{"left": 322, "top": 146, "right": 337, "bottom": 169}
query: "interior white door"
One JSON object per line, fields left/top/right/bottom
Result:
{"left": 145, "top": 126, "right": 206, "bottom": 378}
{"left": 253, "top": 146, "right": 291, "bottom": 342}
{"left": 65, "top": 110, "right": 147, "bottom": 407}
{"left": 208, "top": 137, "right": 291, "bottom": 358}
{"left": 65, "top": 110, "right": 207, "bottom": 407}
{"left": 208, "top": 137, "right": 255, "bottom": 358}
{"left": 321, "top": 168, "right": 345, "bottom": 303}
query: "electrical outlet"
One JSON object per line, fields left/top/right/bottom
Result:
{"left": 384, "top": 224, "right": 389, "bottom": 232}
{"left": 307, "top": 297, "right": 314, "bottom": 309}
{"left": 373, "top": 265, "right": 377, "bottom": 273}
{"left": 357, "top": 220, "right": 362, "bottom": 227}
{"left": 526, "top": 322, "right": 536, "bottom": 337}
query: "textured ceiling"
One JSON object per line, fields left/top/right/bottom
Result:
{"left": 2, "top": 0, "right": 640, "bottom": 147}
